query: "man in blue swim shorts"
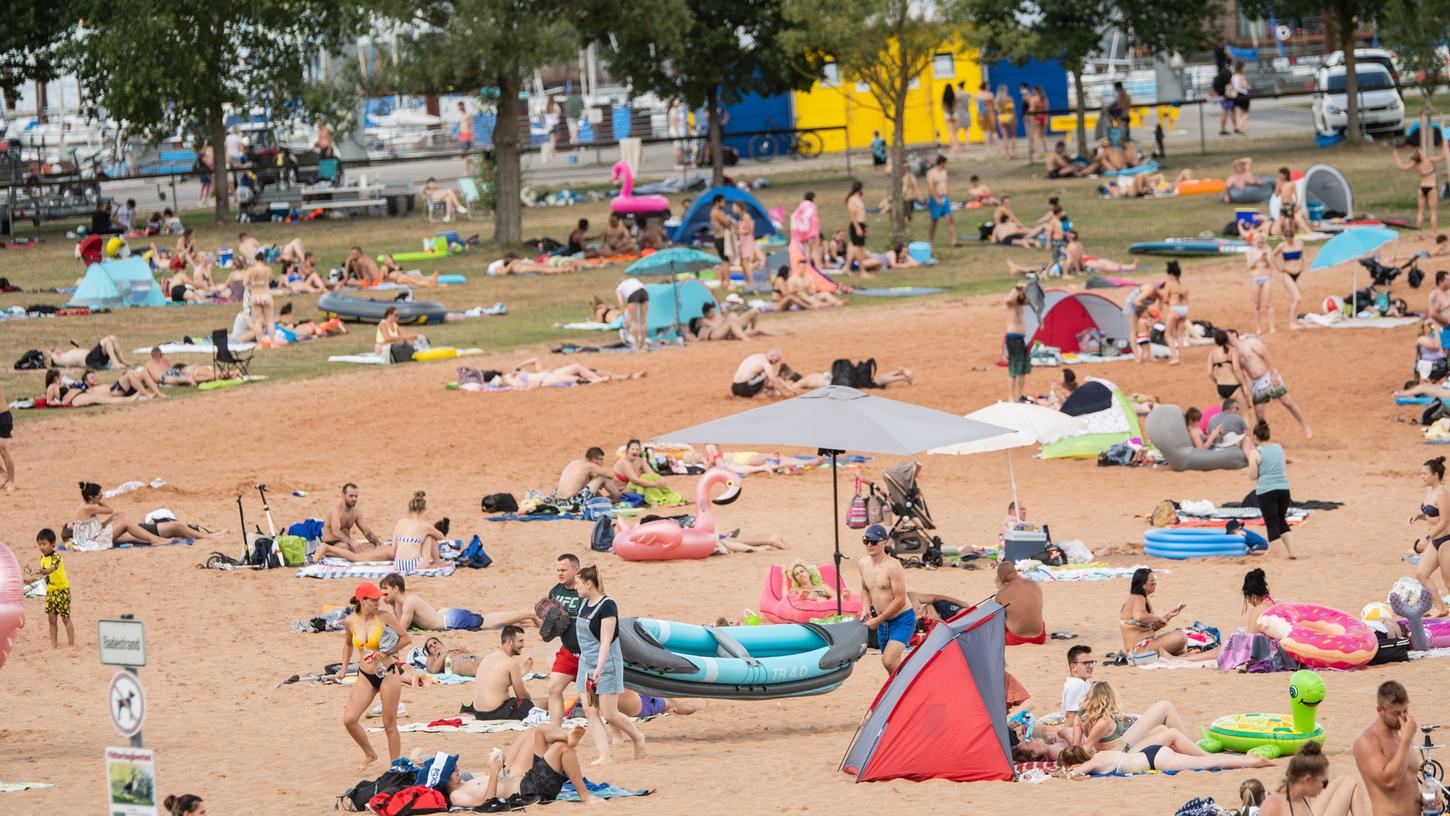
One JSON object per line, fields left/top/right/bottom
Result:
{"left": 858, "top": 524, "right": 914, "bottom": 673}
{"left": 924, "top": 155, "right": 960, "bottom": 249}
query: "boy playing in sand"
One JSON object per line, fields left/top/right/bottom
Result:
{"left": 34, "top": 529, "right": 74, "bottom": 647}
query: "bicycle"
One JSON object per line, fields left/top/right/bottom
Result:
{"left": 747, "top": 118, "right": 823, "bottom": 162}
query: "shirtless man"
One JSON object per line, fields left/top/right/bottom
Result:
{"left": 1045, "top": 141, "right": 1088, "bottom": 178}
{"left": 317, "top": 483, "right": 382, "bottom": 554}
{"left": 925, "top": 155, "right": 959, "bottom": 248}
{"left": 1222, "top": 158, "right": 1262, "bottom": 202}
{"left": 731, "top": 350, "right": 790, "bottom": 399}
{"left": 142, "top": 347, "right": 212, "bottom": 388}
{"left": 1430, "top": 271, "right": 1450, "bottom": 351}
{"left": 845, "top": 181, "right": 873, "bottom": 277}
{"left": 995, "top": 561, "right": 1046, "bottom": 645}
{"left": 858, "top": 524, "right": 912, "bottom": 673}
{"left": 694, "top": 301, "right": 770, "bottom": 341}
{"left": 993, "top": 195, "right": 1027, "bottom": 232}
{"left": 1005, "top": 282, "right": 1031, "bottom": 402}
{"left": 313, "top": 116, "right": 334, "bottom": 157}
{"left": 379, "top": 573, "right": 537, "bottom": 632}
{"left": 710, "top": 196, "right": 734, "bottom": 274}
{"left": 461, "top": 626, "right": 536, "bottom": 720}
{"left": 343, "top": 246, "right": 382, "bottom": 287}
{"left": 556, "top": 447, "right": 622, "bottom": 501}
{"left": 445, "top": 724, "right": 600, "bottom": 807}
{"left": 1230, "top": 330, "right": 1312, "bottom": 438}
{"left": 237, "top": 232, "right": 305, "bottom": 267}
{"left": 1096, "top": 139, "right": 1127, "bottom": 173}
{"left": 965, "top": 175, "right": 998, "bottom": 206}
{"left": 1352, "top": 681, "right": 1423, "bottom": 816}
{"left": 601, "top": 215, "right": 635, "bottom": 255}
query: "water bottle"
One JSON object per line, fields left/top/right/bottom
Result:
{"left": 293, "top": 490, "right": 308, "bottom": 498}
{"left": 1423, "top": 775, "right": 1440, "bottom": 816}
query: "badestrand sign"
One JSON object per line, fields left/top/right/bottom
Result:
{"left": 99, "top": 619, "right": 147, "bottom": 667}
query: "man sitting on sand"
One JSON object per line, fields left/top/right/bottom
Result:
{"left": 443, "top": 725, "right": 599, "bottom": 807}
{"left": 995, "top": 561, "right": 1046, "bottom": 645}
{"left": 691, "top": 301, "right": 773, "bottom": 341}
{"left": 379, "top": 573, "right": 538, "bottom": 632}
{"left": 601, "top": 215, "right": 636, "bottom": 255}
{"left": 342, "top": 247, "right": 383, "bottom": 287}
{"left": 1045, "top": 141, "right": 1089, "bottom": 178}
{"left": 965, "top": 175, "right": 999, "bottom": 206}
{"left": 318, "top": 483, "right": 384, "bottom": 554}
{"left": 460, "top": 625, "right": 537, "bottom": 720}
{"left": 557, "top": 447, "right": 623, "bottom": 502}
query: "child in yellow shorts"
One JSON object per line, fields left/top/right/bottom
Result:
{"left": 35, "top": 528, "right": 74, "bottom": 647}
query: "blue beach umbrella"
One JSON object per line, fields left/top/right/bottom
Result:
{"left": 1310, "top": 226, "right": 1398, "bottom": 270}
{"left": 625, "top": 247, "right": 719, "bottom": 277}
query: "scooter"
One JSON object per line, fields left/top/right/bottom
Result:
{"left": 236, "top": 483, "right": 281, "bottom": 567}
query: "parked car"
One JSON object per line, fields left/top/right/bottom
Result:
{"left": 235, "top": 122, "right": 326, "bottom": 188}
{"left": 1313, "top": 64, "right": 1404, "bottom": 135}
{"left": 1324, "top": 48, "right": 1401, "bottom": 86}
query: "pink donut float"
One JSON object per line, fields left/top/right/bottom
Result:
{"left": 0, "top": 542, "right": 26, "bottom": 668}
{"left": 1258, "top": 603, "right": 1377, "bottom": 669}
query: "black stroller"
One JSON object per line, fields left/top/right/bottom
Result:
{"left": 869, "top": 461, "right": 944, "bottom": 568}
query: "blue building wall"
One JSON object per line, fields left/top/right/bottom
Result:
{"left": 986, "top": 59, "right": 1069, "bottom": 136}
{"left": 720, "top": 91, "right": 794, "bottom": 152}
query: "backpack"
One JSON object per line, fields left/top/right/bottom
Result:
{"left": 387, "top": 342, "right": 414, "bottom": 365}
{"left": 591, "top": 514, "right": 615, "bottom": 552}
{"left": 829, "top": 357, "right": 877, "bottom": 389}
{"left": 1370, "top": 630, "right": 1411, "bottom": 665}
{"left": 1212, "top": 69, "right": 1231, "bottom": 96}
{"left": 481, "top": 492, "right": 519, "bottom": 514}
{"left": 1150, "top": 500, "right": 1178, "bottom": 527}
{"left": 247, "top": 537, "right": 280, "bottom": 569}
{"left": 337, "top": 768, "right": 416, "bottom": 812}
{"left": 368, "top": 785, "right": 448, "bottom": 816}
{"left": 14, "top": 349, "right": 45, "bottom": 370}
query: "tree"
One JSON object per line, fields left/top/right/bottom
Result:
{"left": 62, "top": 0, "right": 365, "bottom": 222}
{"left": 784, "top": 0, "right": 969, "bottom": 243}
{"left": 1378, "top": 0, "right": 1450, "bottom": 115}
{"left": 0, "top": 1, "right": 73, "bottom": 112}
{"left": 387, "top": 0, "right": 578, "bottom": 245}
{"left": 582, "top": 0, "right": 816, "bottom": 187}
{"left": 1240, "top": 0, "right": 1378, "bottom": 139}
{"left": 967, "top": 0, "right": 1220, "bottom": 152}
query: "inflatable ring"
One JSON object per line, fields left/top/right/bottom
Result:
{"left": 1258, "top": 603, "right": 1377, "bottom": 669}
{"left": 0, "top": 542, "right": 25, "bottom": 668}
{"left": 411, "top": 346, "right": 458, "bottom": 362}
{"left": 1143, "top": 528, "right": 1247, "bottom": 559}
{"left": 1177, "top": 178, "right": 1227, "bottom": 196}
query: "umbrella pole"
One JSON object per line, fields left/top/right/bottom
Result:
{"left": 824, "top": 448, "right": 844, "bottom": 617}
{"left": 1008, "top": 449, "right": 1022, "bottom": 521}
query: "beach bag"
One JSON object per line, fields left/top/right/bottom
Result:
{"left": 1370, "top": 631, "right": 1411, "bottom": 665}
{"left": 581, "top": 496, "right": 613, "bottom": 521}
{"left": 590, "top": 514, "right": 615, "bottom": 552}
{"left": 14, "top": 349, "right": 44, "bottom": 370}
{"left": 866, "top": 490, "right": 885, "bottom": 525}
{"left": 481, "top": 493, "right": 519, "bottom": 513}
{"left": 274, "top": 534, "right": 307, "bottom": 567}
{"left": 846, "top": 477, "right": 869, "bottom": 529}
{"left": 338, "top": 768, "right": 416, "bottom": 811}
{"left": 368, "top": 784, "right": 447, "bottom": 815}
{"left": 247, "top": 536, "right": 278, "bottom": 568}
{"left": 387, "top": 343, "right": 414, "bottom": 365}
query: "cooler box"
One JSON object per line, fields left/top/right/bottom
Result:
{"left": 438, "top": 230, "right": 461, "bottom": 246}
{"left": 907, "top": 241, "right": 932, "bottom": 263}
{"left": 1234, "top": 209, "right": 1261, "bottom": 231}
{"left": 1306, "top": 201, "right": 1325, "bottom": 222}
{"left": 1003, "top": 528, "right": 1050, "bottom": 562}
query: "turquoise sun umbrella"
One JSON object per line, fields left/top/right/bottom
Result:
{"left": 1310, "top": 226, "right": 1398, "bottom": 317}
{"left": 625, "top": 248, "right": 722, "bottom": 338}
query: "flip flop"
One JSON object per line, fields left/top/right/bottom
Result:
{"left": 1050, "top": 631, "right": 1078, "bottom": 640}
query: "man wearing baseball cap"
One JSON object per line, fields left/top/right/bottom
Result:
{"left": 857, "top": 523, "right": 913, "bottom": 673}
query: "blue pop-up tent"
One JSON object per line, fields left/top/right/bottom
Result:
{"left": 68, "top": 258, "right": 166, "bottom": 309}
{"left": 668, "top": 186, "right": 777, "bottom": 244}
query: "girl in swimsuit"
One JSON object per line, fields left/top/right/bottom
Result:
{"left": 612, "top": 438, "right": 682, "bottom": 506}
{"left": 244, "top": 255, "right": 275, "bottom": 347}
{"left": 391, "top": 491, "right": 446, "bottom": 573}
{"left": 1059, "top": 743, "right": 1271, "bottom": 778}
{"left": 1273, "top": 167, "right": 1298, "bottom": 233}
{"left": 1246, "top": 230, "right": 1275, "bottom": 334}
{"left": 1410, "top": 455, "right": 1450, "bottom": 617}
{"left": 995, "top": 85, "right": 1016, "bottom": 158}
{"left": 1119, "top": 568, "right": 1216, "bottom": 659}
{"left": 1162, "top": 261, "right": 1188, "bottom": 365}
{"left": 1242, "top": 567, "right": 1275, "bottom": 635}
{"left": 337, "top": 581, "right": 411, "bottom": 772}
{"left": 1259, "top": 742, "right": 1370, "bottom": 816}
{"left": 378, "top": 254, "right": 440, "bottom": 287}
{"left": 1270, "top": 223, "right": 1305, "bottom": 331}
{"left": 1209, "top": 328, "right": 1247, "bottom": 400}
{"left": 1075, "top": 680, "right": 1209, "bottom": 755}
{"left": 1394, "top": 146, "right": 1442, "bottom": 237}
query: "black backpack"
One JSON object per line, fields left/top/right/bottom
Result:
{"left": 248, "top": 537, "right": 278, "bottom": 568}
{"left": 1212, "top": 68, "right": 1231, "bottom": 96}
{"left": 481, "top": 492, "right": 519, "bottom": 514}
{"left": 337, "top": 768, "right": 416, "bottom": 812}
{"left": 591, "top": 514, "right": 614, "bottom": 552}
{"left": 15, "top": 349, "right": 44, "bottom": 370}
{"left": 830, "top": 357, "right": 878, "bottom": 389}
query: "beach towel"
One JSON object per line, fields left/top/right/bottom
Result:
{"left": 1019, "top": 563, "right": 1157, "bottom": 582}
{"left": 1297, "top": 314, "right": 1419, "bottom": 330}
{"left": 557, "top": 780, "right": 655, "bottom": 801}
{"left": 296, "top": 559, "right": 455, "bottom": 579}
{"left": 561, "top": 319, "right": 625, "bottom": 332}
{"left": 328, "top": 353, "right": 388, "bottom": 365}
{"left": 446, "top": 380, "right": 585, "bottom": 393}
{"left": 0, "top": 782, "right": 53, "bottom": 793}
{"left": 384, "top": 715, "right": 585, "bottom": 734}
{"left": 447, "top": 303, "right": 507, "bottom": 319}
{"left": 852, "top": 287, "right": 946, "bottom": 297}
{"left": 340, "top": 671, "right": 473, "bottom": 685}
{"left": 133, "top": 341, "right": 257, "bottom": 355}
{"left": 485, "top": 513, "right": 586, "bottom": 522}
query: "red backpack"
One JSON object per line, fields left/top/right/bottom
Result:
{"left": 368, "top": 785, "right": 448, "bottom": 816}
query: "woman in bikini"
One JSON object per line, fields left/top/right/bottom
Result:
{"left": 1394, "top": 146, "right": 1442, "bottom": 237}
{"left": 1076, "top": 681, "right": 1208, "bottom": 755}
{"left": 391, "top": 491, "right": 445, "bottom": 573}
{"left": 1245, "top": 228, "right": 1275, "bottom": 335}
{"left": 734, "top": 201, "right": 762, "bottom": 282}
{"left": 70, "top": 481, "right": 172, "bottom": 549}
{"left": 44, "top": 370, "right": 144, "bottom": 407}
{"left": 490, "top": 357, "right": 644, "bottom": 389}
{"left": 1058, "top": 743, "right": 1271, "bottom": 778}
{"left": 1241, "top": 567, "right": 1276, "bottom": 634}
{"left": 1270, "top": 223, "right": 1306, "bottom": 331}
{"left": 1119, "top": 568, "right": 1217, "bottom": 659}
{"left": 244, "top": 253, "right": 275, "bottom": 348}
{"left": 1410, "top": 455, "right": 1450, "bottom": 617}
{"left": 613, "top": 439, "right": 683, "bottom": 506}
{"left": 337, "top": 581, "right": 411, "bottom": 772}
{"left": 1162, "top": 261, "right": 1188, "bottom": 365}
{"left": 995, "top": 85, "right": 1017, "bottom": 159}
{"left": 378, "top": 254, "right": 440, "bottom": 287}
{"left": 1209, "top": 328, "right": 1249, "bottom": 401}
{"left": 772, "top": 268, "right": 817, "bottom": 311}
{"left": 1259, "top": 742, "right": 1370, "bottom": 816}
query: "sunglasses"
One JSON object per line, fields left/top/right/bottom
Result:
{"left": 1072, "top": 660, "right": 1097, "bottom": 667}
{"left": 862, "top": 537, "right": 883, "bottom": 545}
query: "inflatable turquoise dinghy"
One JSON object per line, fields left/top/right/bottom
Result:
{"left": 1129, "top": 238, "right": 1250, "bottom": 257}
{"left": 618, "top": 617, "right": 867, "bottom": 700}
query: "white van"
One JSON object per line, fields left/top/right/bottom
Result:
{"left": 1312, "top": 64, "right": 1404, "bottom": 134}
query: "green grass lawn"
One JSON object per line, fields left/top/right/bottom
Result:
{"left": 0, "top": 133, "right": 1428, "bottom": 420}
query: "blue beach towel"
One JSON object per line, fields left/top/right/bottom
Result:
{"left": 557, "top": 779, "right": 655, "bottom": 801}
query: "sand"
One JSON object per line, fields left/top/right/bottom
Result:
{"left": 1, "top": 237, "right": 1444, "bottom": 815}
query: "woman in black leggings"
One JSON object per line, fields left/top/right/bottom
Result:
{"left": 1244, "top": 421, "right": 1294, "bottom": 559}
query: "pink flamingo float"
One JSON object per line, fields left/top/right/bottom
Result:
{"left": 612, "top": 467, "right": 742, "bottom": 561}
{"left": 0, "top": 543, "right": 25, "bottom": 668}
{"left": 610, "top": 160, "right": 670, "bottom": 215}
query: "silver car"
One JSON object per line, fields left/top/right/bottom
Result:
{"left": 1312, "top": 64, "right": 1404, "bottom": 135}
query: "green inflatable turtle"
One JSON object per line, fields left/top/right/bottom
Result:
{"left": 1198, "top": 669, "right": 1326, "bottom": 759}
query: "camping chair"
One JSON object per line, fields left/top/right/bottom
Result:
{"left": 872, "top": 461, "right": 943, "bottom": 568}
{"left": 211, "top": 328, "right": 252, "bottom": 381}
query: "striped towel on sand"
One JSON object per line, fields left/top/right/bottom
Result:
{"left": 296, "top": 559, "right": 455, "bottom": 579}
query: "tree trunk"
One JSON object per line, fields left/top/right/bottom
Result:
{"left": 708, "top": 86, "right": 724, "bottom": 187}
{"left": 890, "top": 93, "right": 908, "bottom": 244}
{"left": 1073, "top": 70, "right": 1087, "bottom": 157}
{"left": 1340, "top": 7, "right": 1360, "bottom": 140}
{"left": 493, "top": 71, "right": 523, "bottom": 246}
{"left": 210, "top": 105, "right": 230, "bottom": 224}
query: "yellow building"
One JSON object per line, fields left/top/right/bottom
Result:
{"left": 792, "top": 45, "right": 985, "bottom": 152}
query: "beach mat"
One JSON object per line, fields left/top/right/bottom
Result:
{"left": 1399, "top": 396, "right": 1437, "bottom": 405}
{"left": 1297, "top": 315, "right": 1418, "bottom": 330}
{"left": 852, "top": 287, "right": 946, "bottom": 297}
{"left": 133, "top": 341, "right": 257, "bottom": 355}
{"left": 328, "top": 353, "right": 388, "bottom": 365}
{"left": 1019, "top": 563, "right": 1156, "bottom": 582}
{"left": 558, "top": 780, "right": 655, "bottom": 801}
{"left": 297, "top": 559, "right": 455, "bottom": 579}
{"left": 0, "top": 782, "right": 53, "bottom": 793}
{"left": 486, "top": 513, "right": 587, "bottom": 522}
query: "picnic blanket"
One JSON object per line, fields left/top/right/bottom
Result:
{"left": 133, "top": 341, "right": 257, "bottom": 355}
{"left": 328, "top": 353, "right": 388, "bottom": 365}
{"left": 1297, "top": 314, "right": 1419, "bottom": 330}
{"left": 296, "top": 559, "right": 456, "bottom": 579}
{"left": 1019, "top": 563, "right": 1153, "bottom": 582}
{"left": 384, "top": 715, "right": 583, "bottom": 734}
{"left": 486, "top": 513, "right": 586, "bottom": 522}
{"left": 558, "top": 780, "right": 655, "bottom": 802}
{"left": 561, "top": 320, "right": 623, "bottom": 331}
{"left": 0, "top": 782, "right": 53, "bottom": 793}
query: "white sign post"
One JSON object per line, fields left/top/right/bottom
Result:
{"left": 99, "top": 618, "right": 146, "bottom": 667}
{"left": 99, "top": 615, "right": 147, "bottom": 748}
{"left": 105, "top": 746, "right": 158, "bottom": 816}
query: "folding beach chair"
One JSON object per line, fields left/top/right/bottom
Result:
{"left": 212, "top": 328, "right": 252, "bottom": 381}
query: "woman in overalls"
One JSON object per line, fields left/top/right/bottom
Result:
{"left": 575, "top": 565, "right": 647, "bottom": 763}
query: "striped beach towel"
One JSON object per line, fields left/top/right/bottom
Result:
{"left": 296, "top": 560, "right": 455, "bottom": 580}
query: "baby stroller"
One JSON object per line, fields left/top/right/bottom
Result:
{"left": 869, "top": 461, "right": 944, "bottom": 568}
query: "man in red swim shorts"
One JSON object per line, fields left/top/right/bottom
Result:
{"left": 995, "top": 562, "right": 1047, "bottom": 645}
{"left": 544, "top": 554, "right": 587, "bottom": 725}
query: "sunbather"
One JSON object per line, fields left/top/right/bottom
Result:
{"left": 612, "top": 439, "right": 683, "bottom": 506}
{"left": 731, "top": 350, "right": 824, "bottom": 398}
{"left": 788, "top": 559, "right": 851, "bottom": 601}
{"left": 312, "top": 489, "right": 444, "bottom": 567}
{"left": 48, "top": 336, "right": 129, "bottom": 370}
{"left": 601, "top": 215, "right": 636, "bottom": 255}
{"left": 379, "top": 573, "right": 538, "bottom": 635}
{"left": 378, "top": 254, "right": 440, "bottom": 287}
{"left": 67, "top": 481, "right": 174, "bottom": 548}
{"left": 283, "top": 252, "right": 331, "bottom": 293}
{"left": 1057, "top": 744, "right": 1271, "bottom": 777}
{"left": 1045, "top": 142, "right": 1090, "bottom": 178}
{"left": 44, "top": 370, "right": 148, "bottom": 406}
{"left": 691, "top": 301, "right": 773, "bottom": 341}
{"left": 617, "top": 689, "right": 699, "bottom": 717}
{"left": 238, "top": 233, "right": 306, "bottom": 267}
{"left": 423, "top": 177, "right": 469, "bottom": 221}
{"left": 1119, "top": 568, "right": 1218, "bottom": 659}
{"left": 556, "top": 447, "right": 623, "bottom": 502}
{"left": 966, "top": 175, "right": 999, "bottom": 206}
{"left": 374, "top": 307, "right": 425, "bottom": 356}
{"left": 1077, "top": 681, "right": 1208, "bottom": 754}
{"left": 142, "top": 347, "right": 218, "bottom": 387}
{"left": 1063, "top": 231, "right": 1139, "bottom": 276}
{"left": 406, "top": 636, "right": 483, "bottom": 676}
{"left": 487, "top": 253, "right": 579, "bottom": 275}
{"left": 276, "top": 303, "right": 347, "bottom": 340}
{"left": 991, "top": 214, "right": 1039, "bottom": 248}
{"left": 461, "top": 625, "right": 537, "bottom": 720}
{"left": 771, "top": 268, "right": 816, "bottom": 311}
{"left": 704, "top": 444, "right": 825, "bottom": 474}
{"left": 444, "top": 725, "right": 600, "bottom": 807}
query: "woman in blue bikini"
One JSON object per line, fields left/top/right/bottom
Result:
{"left": 1410, "top": 455, "right": 1450, "bottom": 617}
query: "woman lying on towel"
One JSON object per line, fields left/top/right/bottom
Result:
{"left": 378, "top": 254, "right": 441, "bottom": 287}
{"left": 490, "top": 357, "right": 645, "bottom": 389}
{"left": 1056, "top": 743, "right": 1272, "bottom": 777}
{"left": 1078, "top": 682, "right": 1209, "bottom": 755}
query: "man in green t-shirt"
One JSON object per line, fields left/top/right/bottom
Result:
{"left": 545, "top": 553, "right": 587, "bottom": 725}
{"left": 565, "top": 94, "right": 584, "bottom": 144}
